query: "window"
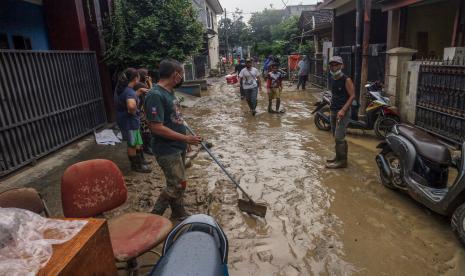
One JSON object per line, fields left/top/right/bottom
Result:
{"left": 211, "top": 11, "right": 214, "bottom": 29}
{"left": 12, "top": 35, "right": 32, "bottom": 50}
{"left": 206, "top": 7, "right": 211, "bottom": 28}
{"left": 0, "top": 33, "right": 9, "bottom": 49}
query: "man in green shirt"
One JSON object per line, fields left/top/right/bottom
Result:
{"left": 144, "top": 58, "right": 202, "bottom": 219}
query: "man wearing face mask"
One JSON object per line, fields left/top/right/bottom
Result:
{"left": 144, "top": 58, "right": 202, "bottom": 219}
{"left": 326, "top": 56, "right": 355, "bottom": 169}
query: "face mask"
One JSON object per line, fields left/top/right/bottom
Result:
{"left": 174, "top": 76, "right": 184, "bottom": 88}
{"left": 330, "top": 69, "right": 342, "bottom": 78}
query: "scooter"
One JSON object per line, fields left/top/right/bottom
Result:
{"left": 150, "top": 214, "right": 229, "bottom": 276}
{"left": 312, "top": 82, "right": 400, "bottom": 138}
{"left": 376, "top": 124, "right": 465, "bottom": 245}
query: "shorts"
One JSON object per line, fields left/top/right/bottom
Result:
{"left": 122, "top": 129, "right": 144, "bottom": 147}
{"left": 269, "top": 87, "right": 282, "bottom": 99}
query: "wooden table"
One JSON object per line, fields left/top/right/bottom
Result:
{"left": 38, "top": 218, "right": 117, "bottom": 276}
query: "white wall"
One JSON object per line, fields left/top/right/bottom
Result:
{"left": 209, "top": 13, "right": 220, "bottom": 70}
{"left": 398, "top": 61, "right": 422, "bottom": 123}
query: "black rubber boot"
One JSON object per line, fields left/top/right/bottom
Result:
{"left": 129, "top": 155, "right": 152, "bottom": 173}
{"left": 268, "top": 100, "right": 273, "bottom": 113}
{"left": 276, "top": 99, "right": 281, "bottom": 113}
{"left": 143, "top": 146, "right": 154, "bottom": 155}
{"left": 137, "top": 149, "right": 152, "bottom": 165}
{"left": 326, "top": 144, "right": 338, "bottom": 163}
{"left": 169, "top": 197, "right": 191, "bottom": 220}
{"left": 151, "top": 191, "right": 171, "bottom": 215}
{"left": 326, "top": 141, "right": 348, "bottom": 169}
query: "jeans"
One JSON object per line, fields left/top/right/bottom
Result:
{"left": 244, "top": 87, "right": 258, "bottom": 111}
{"left": 297, "top": 75, "right": 308, "bottom": 90}
{"left": 330, "top": 109, "right": 351, "bottom": 142}
{"left": 240, "top": 80, "right": 245, "bottom": 99}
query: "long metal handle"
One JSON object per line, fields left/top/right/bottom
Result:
{"left": 184, "top": 124, "right": 253, "bottom": 201}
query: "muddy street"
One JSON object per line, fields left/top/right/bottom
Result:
{"left": 183, "top": 79, "right": 465, "bottom": 275}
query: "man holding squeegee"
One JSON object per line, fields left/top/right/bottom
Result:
{"left": 144, "top": 58, "right": 202, "bottom": 219}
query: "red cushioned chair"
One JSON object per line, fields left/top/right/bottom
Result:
{"left": 61, "top": 159, "right": 172, "bottom": 275}
{"left": 0, "top": 187, "right": 50, "bottom": 217}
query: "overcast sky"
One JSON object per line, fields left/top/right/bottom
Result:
{"left": 219, "top": 0, "right": 318, "bottom": 21}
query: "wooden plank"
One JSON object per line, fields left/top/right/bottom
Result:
{"left": 38, "top": 218, "right": 117, "bottom": 276}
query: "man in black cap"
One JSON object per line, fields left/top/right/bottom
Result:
{"left": 326, "top": 56, "right": 355, "bottom": 169}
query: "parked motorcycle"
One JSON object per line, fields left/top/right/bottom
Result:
{"left": 150, "top": 214, "right": 229, "bottom": 276}
{"left": 312, "top": 82, "right": 400, "bottom": 138}
{"left": 376, "top": 124, "right": 465, "bottom": 245}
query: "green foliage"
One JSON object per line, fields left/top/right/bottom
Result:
{"left": 218, "top": 9, "right": 250, "bottom": 51}
{"left": 250, "top": 15, "right": 306, "bottom": 57}
{"left": 219, "top": 8, "right": 317, "bottom": 58}
{"left": 104, "top": 0, "right": 204, "bottom": 72}
{"left": 248, "top": 9, "right": 284, "bottom": 43}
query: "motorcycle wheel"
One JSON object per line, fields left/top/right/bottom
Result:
{"left": 451, "top": 203, "right": 465, "bottom": 246}
{"left": 314, "top": 107, "right": 331, "bottom": 131}
{"left": 379, "top": 151, "right": 405, "bottom": 190}
{"left": 374, "top": 115, "right": 400, "bottom": 138}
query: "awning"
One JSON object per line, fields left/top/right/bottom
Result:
{"left": 378, "top": 0, "right": 424, "bottom": 11}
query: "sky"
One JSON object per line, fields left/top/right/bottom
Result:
{"left": 219, "top": 0, "right": 318, "bottom": 22}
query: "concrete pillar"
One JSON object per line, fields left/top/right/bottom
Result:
{"left": 385, "top": 47, "right": 417, "bottom": 107}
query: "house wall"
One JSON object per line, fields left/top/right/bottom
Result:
{"left": 333, "top": 10, "right": 356, "bottom": 46}
{"left": 403, "top": 0, "right": 457, "bottom": 57}
{"left": 0, "top": 0, "right": 50, "bottom": 50}
{"left": 209, "top": 13, "right": 220, "bottom": 70}
{"left": 192, "top": 0, "right": 208, "bottom": 28}
{"left": 398, "top": 60, "right": 422, "bottom": 123}
{"left": 43, "top": 0, "right": 89, "bottom": 50}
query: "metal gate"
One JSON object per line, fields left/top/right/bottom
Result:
{"left": 415, "top": 62, "right": 465, "bottom": 144}
{"left": 309, "top": 55, "right": 327, "bottom": 88}
{"left": 0, "top": 50, "right": 106, "bottom": 177}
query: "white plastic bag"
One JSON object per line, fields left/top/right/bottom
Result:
{"left": 0, "top": 208, "right": 87, "bottom": 275}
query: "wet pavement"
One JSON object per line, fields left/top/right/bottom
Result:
{"left": 3, "top": 77, "right": 465, "bottom": 275}
{"left": 184, "top": 79, "right": 465, "bottom": 275}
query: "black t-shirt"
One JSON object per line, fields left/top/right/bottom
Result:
{"left": 330, "top": 75, "right": 349, "bottom": 111}
{"left": 144, "top": 84, "right": 187, "bottom": 156}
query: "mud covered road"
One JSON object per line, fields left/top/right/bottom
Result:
{"left": 183, "top": 79, "right": 465, "bottom": 275}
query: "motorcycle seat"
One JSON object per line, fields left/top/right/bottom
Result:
{"left": 397, "top": 125, "right": 451, "bottom": 165}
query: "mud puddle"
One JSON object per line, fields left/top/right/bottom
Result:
{"left": 182, "top": 79, "right": 465, "bottom": 275}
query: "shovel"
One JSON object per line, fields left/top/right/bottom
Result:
{"left": 184, "top": 124, "right": 268, "bottom": 217}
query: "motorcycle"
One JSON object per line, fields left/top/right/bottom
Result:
{"left": 312, "top": 82, "right": 400, "bottom": 138}
{"left": 376, "top": 124, "right": 465, "bottom": 245}
{"left": 150, "top": 214, "right": 229, "bottom": 276}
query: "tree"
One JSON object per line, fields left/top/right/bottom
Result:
{"left": 104, "top": 0, "right": 203, "bottom": 72}
{"left": 248, "top": 9, "right": 284, "bottom": 43}
{"left": 218, "top": 9, "right": 250, "bottom": 55}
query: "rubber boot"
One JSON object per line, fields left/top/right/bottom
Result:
{"left": 137, "top": 149, "right": 152, "bottom": 165}
{"left": 151, "top": 191, "right": 171, "bottom": 215}
{"left": 268, "top": 100, "right": 273, "bottom": 113}
{"left": 276, "top": 99, "right": 281, "bottom": 113}
{"left": 129, "top": 155, "right": 152, "bottom": 173}
{"left": 326, "top": 144, "right": 338, "bottom": 163}
{"left": 169, "top": 197, "right": 191, "bottom": 220}
{"left": 326, "top": 141, "right": 348, "bottom": 169}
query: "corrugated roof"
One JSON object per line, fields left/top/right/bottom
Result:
{"left": 299, "top": 10, "right": 333, "bottom": 30}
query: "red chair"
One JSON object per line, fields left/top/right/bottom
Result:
{"left": 0, "top": 187, "right": 50, "bottom": 217}
{"left": 61, "top": 159, "right": 172, "bottom": 274}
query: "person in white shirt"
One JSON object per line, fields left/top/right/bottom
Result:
{"left": 239, "top": 59, "right": 262, "bottom": 116}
